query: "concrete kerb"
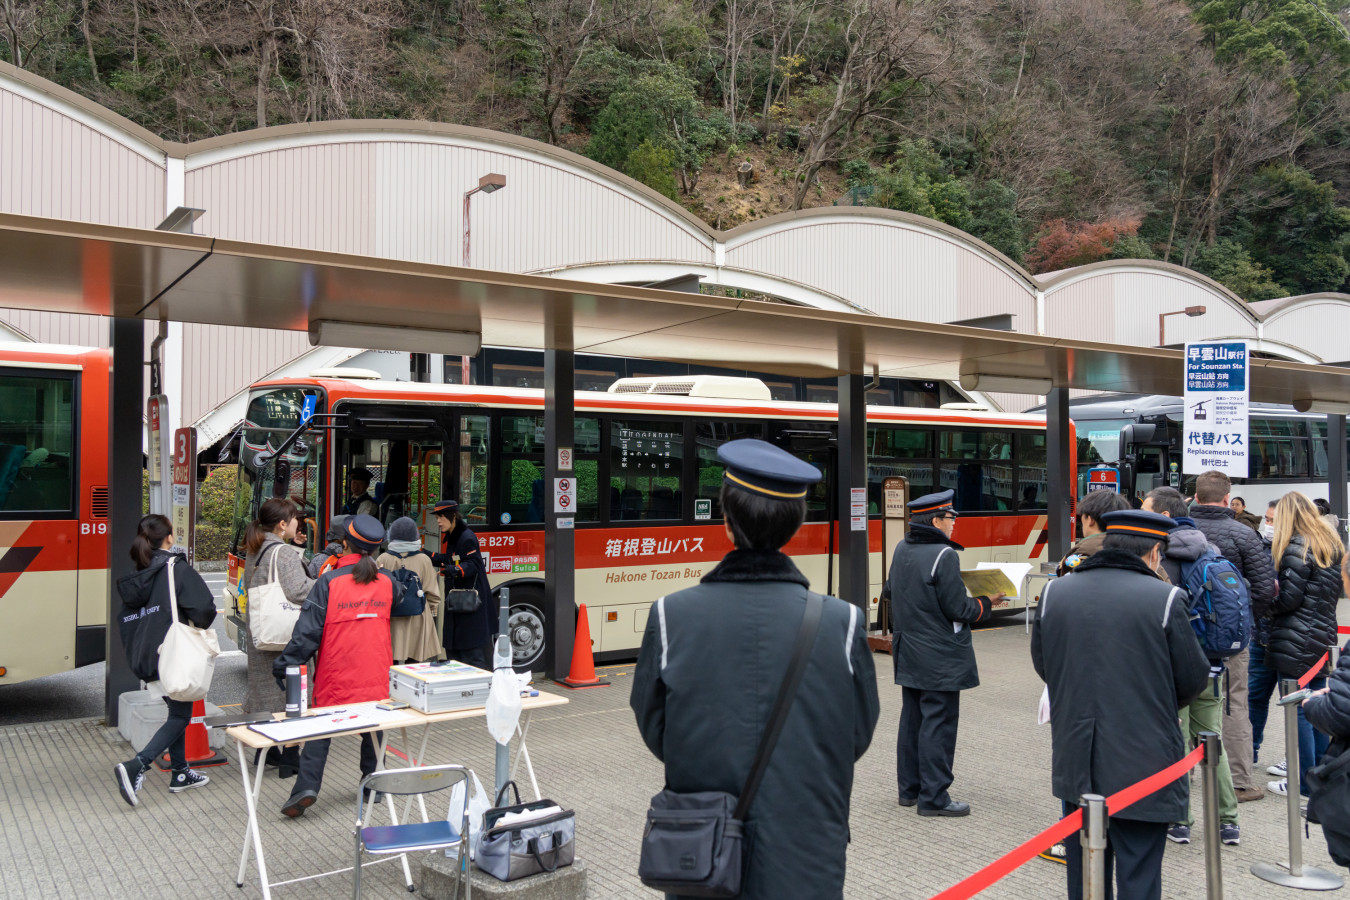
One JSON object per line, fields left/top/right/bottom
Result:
{"left": 420, "top": 853, "right": 587, "bottom": 899}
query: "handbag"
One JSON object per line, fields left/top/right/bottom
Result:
{"left": 637, "top": 592, "right": 824, "bottom": 898}
{"left": 156, "top": 557, "right": 220, "bottom": 702}
{"left": 445, "top": 589, "right": 482, "bottom": 614}
{"left": 475, "top": 781, "right": 575, "bottom": 882}
{"left": 250, "top": 544, "right": 303, "bottom": 651}
{"left": 1306, "top": 738, "right": 1350, "bottom": 867}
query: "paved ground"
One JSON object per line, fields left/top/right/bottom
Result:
{"left": 0, "top": 611, "right": 1345, "bottom": 899}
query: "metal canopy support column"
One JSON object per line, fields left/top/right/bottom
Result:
{"left": 836, "top": 371, "right": 868, "bottom": 608}
{"left": 1329, "top": 414, "right": 1347, "bottom": 540}
{"left": 105, "top": 318, "right": 145, "bottom": 724}
{"left": 543, "top": 341, "right": 576, "bottom": 681}
{"left": 1046, "top": 387, "right": 1071, "bottom": 563}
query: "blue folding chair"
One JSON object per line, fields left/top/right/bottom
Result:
{"left": 354, "top": 764, "right": 473, "bottom": 899}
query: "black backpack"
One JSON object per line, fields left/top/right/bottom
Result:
{"left": 386, "top": 552, "right": 426, "bottom": 618}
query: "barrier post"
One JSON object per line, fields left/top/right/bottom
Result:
{"left": 1199, "top": 732, "right": 1223, "bottom": 900}
{"left": 1081, "top": 794, "right": 1107, "bottom": 900}
{"left": 493, "top": 587, "right": 512, "bottom": 798}
{"left": 1250, "top": 678, "right": 1344, "bottom": 889}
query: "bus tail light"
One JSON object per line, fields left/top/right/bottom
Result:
{"left": 0, "top": 667, "right": 7, "bottom": 677}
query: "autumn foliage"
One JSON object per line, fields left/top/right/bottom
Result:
{"left": 1024, "top": 219, "right": 1142, "bottom": 274}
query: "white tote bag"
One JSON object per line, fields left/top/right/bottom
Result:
{"left": 157, "top": 557, "right": 220, "bottom": 702}
{"left": 250, "top": 544, "right": 303, "bottom": 651}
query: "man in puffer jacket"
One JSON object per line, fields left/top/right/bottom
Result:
{"left": 1188, "top": 470, "right": 1276, "bottom": 800}
{"left": 1145, "top": 487, "right": 1243, "bottom": 844}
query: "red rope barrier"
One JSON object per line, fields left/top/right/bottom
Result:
{"left": 1338, "top": 626, "right": 1350, "bottom": 636}
{"left": 928, "top": 745, "right": 1204, "bottom": 900}
{"left": 1299, "top": 652, "right": 1330, "bottom": 689}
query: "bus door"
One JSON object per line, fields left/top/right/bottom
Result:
{"left": 773, "top": 426, "right": 838, "bottom": 595}
{"left": 335, "top": 410, "right": 450, "bottom": 541}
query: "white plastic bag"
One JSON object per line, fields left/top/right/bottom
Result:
{"left": 485, "top": 667, "right": 524, "bottom": 746}
{"left": 250, "top": 545, "right": 302, "bottom": 651}
{"left": 157, "top": 557, "right": 220, "bottom": 702}
{"left": 447, "top": 769, "right": 491, "bottom": 859}
{"left": 1037, "top": 685, "right": 1051, "bottom": 725}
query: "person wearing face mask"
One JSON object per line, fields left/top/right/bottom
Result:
{"left": 1261, "top": 501, "right": 1277, "bottom": 544}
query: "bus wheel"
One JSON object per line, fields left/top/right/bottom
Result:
{"left": 506, "top": 588, "right": 546, "bottom": 673}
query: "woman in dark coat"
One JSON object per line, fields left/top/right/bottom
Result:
{"left": 631, "top": 440, "right": 880, "bottom": 900}
{"left": 431, "top": 499, "right": 496, "bottom": 668}
{"left": 112, "top": 515, "right": 217, "bottom": 807}
{"left": 1267, "top": 491, "right": 1345, "bottom": 796}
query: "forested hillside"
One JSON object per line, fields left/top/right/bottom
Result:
{"left": 6, "top": 0, "right": 1350, "bottom": 300}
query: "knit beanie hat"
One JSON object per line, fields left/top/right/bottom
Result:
{"left": 325, "top": 515, "right": 351, "bottom": 541}
{"left": 387, "top": 516, "right": 420, "bottom": 544}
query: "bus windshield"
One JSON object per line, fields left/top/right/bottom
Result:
{"left": 233, "top": 387, "right": 325, "bottom": 556}
{"left": 1075, "top": 419, "right": 1130, "bottom": 466}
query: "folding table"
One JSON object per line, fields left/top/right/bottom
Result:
{"left": 224, "top": 692, "right": 569, "bottom": 899}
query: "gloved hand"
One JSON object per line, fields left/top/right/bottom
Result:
{"left": 430, "top": 552, "right": 448, "bottom": 567}
{"left": 275, "top": 674, "right": 287, "bottom": 692}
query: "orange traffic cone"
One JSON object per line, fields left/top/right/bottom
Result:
{"left": 155, "top": 699, "right": 229, "bottom": 770}
{"left": 558, "top": 604, "right": 609, "bottom": 689}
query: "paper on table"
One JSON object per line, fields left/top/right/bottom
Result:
{"left": 958, "top": 568, "right": 1018, "bottom": 599}
{"left": 975, "top": 562, "right": 1031, "bottom": 598}
{"left": 250, "top": 712, "right": 383, "bottom": 743}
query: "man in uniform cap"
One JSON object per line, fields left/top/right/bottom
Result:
{"left": 631, "top": 439, "right": 880, "bottom": 899}
{"left": 889, "top": 489, "right": 1008, "bottom": 817}
{"left": 1033, "top": 509, "right": 1209, "bottom": 900}
{"left": 343, "top": 467, "right": 378, "bottom": 516}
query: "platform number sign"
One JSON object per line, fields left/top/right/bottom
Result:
{"left": 554, "top": 477, "right": 576, "bottom": 513}
{"left": 171, "top": 427, "right": 198, "bottom": 563}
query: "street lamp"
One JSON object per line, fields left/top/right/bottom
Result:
{"left": 1159, "top": 305, "right": 1206, "bottom": 346}
{"left": 463, "top": 173, "right": 507, "bottom": 268}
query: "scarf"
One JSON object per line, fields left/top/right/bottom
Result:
{"left": 388, "top": 540, "right": 423, "bottom": 555}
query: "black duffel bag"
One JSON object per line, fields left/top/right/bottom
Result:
{"left": 637, "top": 592, "right": 822, "bottom": 897}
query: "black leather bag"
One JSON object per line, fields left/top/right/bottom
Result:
{"left": 1307, "top": 739, "right": 1350, "bottom": 867}
{"left": 637, "top": 592, "right": 823, "bottom": 898}
{"left": 444, "top": 588, "right": 482, "bottom": 614}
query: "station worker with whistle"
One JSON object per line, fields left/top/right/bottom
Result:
{"left": 631, "top": 439, "right": 879, "bottom": 900}
{"left": 889, "top": 488, "right": 1008, "bottom": 818}
{"left": 272, "top": 514, "right": 404, "bottom": 819}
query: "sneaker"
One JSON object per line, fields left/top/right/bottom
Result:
{"left": 1268, "top": 759, "right": 1287, "bottom": 777}
{"left": 1166, "top": 824, "right": 1191, "bottom": 844}
{"left": 1268, "top": 779, "right": 1288, "bottom": 796}
{"left": 169, "top": 768, "right": 210, "bottom": 793}
{"left": 114, "top": 758, "right": 147, "bottom": 807}
{"left": 1220, "top": 823, "right": 1240, "bottom": 846}
{"left": 1038, "top": 843, "right": 1068, "bottom": 864}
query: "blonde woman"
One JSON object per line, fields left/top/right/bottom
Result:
{"left": 1262, "top": 492, "right": 1344, "bottom": 796}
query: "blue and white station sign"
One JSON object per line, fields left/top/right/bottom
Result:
{"left": 1183, "top": 341, "right": 1249, "bottom": 478}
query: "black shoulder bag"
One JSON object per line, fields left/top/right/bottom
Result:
{"left": 637, "top": 592, "right": 824, "bottom": 897}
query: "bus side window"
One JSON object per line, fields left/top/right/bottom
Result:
{"left": 459, "top": 416, "right": 490, "bottom": 525}
{"left": 695, "top": 421, "right": 764, "bottom": 519}
{"left": 498, "top": 416, "right": 599, "bottom": 524}
{"left": 610, "top": 420, "right": 684, "bottom": 521}
{"left": 0, "top": 371, "right": 75, "bottom": 514}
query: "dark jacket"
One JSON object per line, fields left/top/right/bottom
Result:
{"left": 116, "top": 549, "right": 217, "bottom": 683}
{"left": 1235, "top": 509, "right": 1263, "bottom": 532}
{"left": 1267, "top": 536, "right": 1344, "bottom": 680}
{"left": 274, "top": 554, "right": 403, "bottom": 706}
{"left": 1032, "top": 549, "right": 1210, "bottom": 822}
{"left": 888, "top": 524, "right": 994, "bottom": 692}
{"left": 630, "top": 550, "right": 880, "bottom": 900}
{"left": 436, "top": 521, "right": 497, "bottom": 650}
{"left": 1304, "top": 640, "right": 1350, "bottom": 741}
{"left": 1189, "top": 503, "right": 1277, "bottom": 620}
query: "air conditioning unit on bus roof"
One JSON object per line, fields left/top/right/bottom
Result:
{"left": 608, "top": 375, "right": 772, "bottom": 401}
{"left": 308, "top": 367, "right": 383, "bottom": 380}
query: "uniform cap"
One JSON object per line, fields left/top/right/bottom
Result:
{"left": 325, "top": 514, "right": 351, "bottom": 541}
{"left": 432, "top": 499, "right": 460, "bottom": 516}
{"left": 1099, "top": 509, "right": 1177, "bottom": 539}
{"left": 717, "top": 439, "right": 822, "bottom": 500}
{"left": 908, "top": 489, "right": 958, "bottom": 517}
{"left": 345, "top": 514, "right": 385, "bottom": 550}
{"left": 349, "top": 467, "right": 374, "bottom": 483}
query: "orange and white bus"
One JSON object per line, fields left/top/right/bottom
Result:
{"left": 229, "top": 371, "right": 1072, "bottom": 670}
{"left": 0, "top": 343, "right": 110, "bottom": 685}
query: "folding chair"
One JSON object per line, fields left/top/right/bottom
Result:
{"left": 354, "top": 764, "right": 474, "bottom": 900}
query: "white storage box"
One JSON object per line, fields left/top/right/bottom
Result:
{"left": 389, "top": 661, "right": 493, "bottom": 713}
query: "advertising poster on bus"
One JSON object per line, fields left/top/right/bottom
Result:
{"left": 1183, "top": 341, "right": 1249, "bottom": 477}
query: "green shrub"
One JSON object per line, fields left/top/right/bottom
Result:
{"left": 198, "top": 465, "right": 241, "bottom": 528}
{"left": 195, "top": 523, "right": 232, "bottom": 562}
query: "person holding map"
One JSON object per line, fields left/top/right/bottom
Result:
{"left": 889, "top": 489, "right": 1008, "bottom": 817}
